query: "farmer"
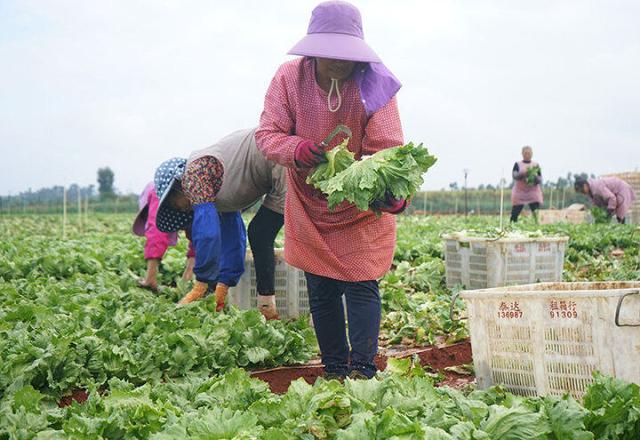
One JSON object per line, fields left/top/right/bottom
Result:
{"left": 154, "top": 127, "right": 286, "bottom": 320}
{"left": 255, "top": 1, "right": 406, "bottom": 379}
{"left": 510, "top": 145, "right": 543, "bottom": 222}
{"left": 574, "top": 176, "right": 636, "bottom": 224}
{"left": 132, "top": 181, "right": 195, "bottom": 291}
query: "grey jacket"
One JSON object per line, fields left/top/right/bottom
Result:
{"left": 188, "top": 128, "right": 286, "bottom": 214}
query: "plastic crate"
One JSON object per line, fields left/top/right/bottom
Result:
{"left": 538, "top": 205, "right": 591, "bottom": 225}
{"left": 457, "top": 282, "right": 640, "bottom": 398}
{"left": 227, "top": 249, "right": 309, "bottom": 318}
{"left": 443, "top": 235, "right": 569, "bottom": 289}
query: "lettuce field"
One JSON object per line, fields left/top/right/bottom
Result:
{"left": 1, "top": 214, "right": 639, "bottom": 439}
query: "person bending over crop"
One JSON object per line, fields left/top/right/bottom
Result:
{"left": 510, "top": 145, "right": 543, "bottom": 222}
{"left": 133, "top": 182, "right": 195, "bottom": 291}
{"left": 574, "top": 176, "right": 636, "bottom": 224}
{"left": 154, "top": 128, "right": 286, "bottom": 320}
{"left": 255, "top": 1, "right": 406, "bottom": 379}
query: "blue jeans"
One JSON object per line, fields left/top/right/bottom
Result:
{"left": 305, "top": 272, "right": 381, "bottom": 378}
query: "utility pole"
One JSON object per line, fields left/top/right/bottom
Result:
{"left": 62, "top": 187, "right": 67, "bottom": 239}
{"left": 499, "top": 177, "right": 505, "bottom": 230}
{"left": 463, "top": 169, "right": 470, "bottom": 218}
{"left": 423, "top": 190, "right": 427, "bottom": 215}
{"left": 77, "top": 186, "right": 82, "bottom": 226}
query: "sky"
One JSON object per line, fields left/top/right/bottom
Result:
{"left": 1, "top": 0, "right": 639, "bottom": 195}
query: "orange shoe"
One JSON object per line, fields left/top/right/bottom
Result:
{"left": 177, "top": 281, "right": 208, "bottom": 305}
{"left": 215, "top": 283, "right": 229, "bottom": 312}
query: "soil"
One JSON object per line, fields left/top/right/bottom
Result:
{"left": 58, "top": 340, "right": 474, "bottom": 404}
{"left": 250, "top": 340, "right": 473, "bottom": 394}
{"left": 58, "top": 389, "right": 90, "bottom": 408}
{"left": 251, "top": 365, "right": 326, "bottom": 394}
{"left": 439, "top": 371, "right": 476, "bottom": 389}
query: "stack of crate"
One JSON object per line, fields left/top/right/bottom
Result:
{"left": 602, "top": 172, "right": 640, "bottom": 224}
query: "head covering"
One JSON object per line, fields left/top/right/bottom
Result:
{"left": 131, "top": 182, "right": 155, "bottom": 236}
{"left": 154, "top": 157, "right": 193, "bottom": 233}
{"left": 289, "top": 1, "right": 379, "bottom": 63}
{"left": 289, "top": 1, "right": 401, "bottom": 115}
{"left": 574, "top": 176, "right": 588, "bottom": 192}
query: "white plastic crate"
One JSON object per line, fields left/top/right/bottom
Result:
{"left": 538, "top": 204, "right": 591, "bottom": 225}
{"left": 227, "top": 249, "right": 310, "bottom": 318}
{"left": 443, "top": 235, "right": 568, "bottom": 289}
{"left": 457, "top": 281, "right": 640, "bottom": 398}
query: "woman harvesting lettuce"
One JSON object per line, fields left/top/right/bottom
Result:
{"left": 511, "top": 145, "right": 543, "bottom": 222}
{"left": 256, "top": 1, "right": 405, "bottom": 379}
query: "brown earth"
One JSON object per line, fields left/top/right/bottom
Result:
{"left": 59, "top": 340, "right": 474, "bottom": 405}
{"left": 250, "top": 340, "right": 473, "bottom": 394}
{"left": 58, "top": 389, "right": 90, "bottom": 407}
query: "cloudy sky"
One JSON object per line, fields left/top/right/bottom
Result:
{"left": 1, "top": 0, "right": 638, "bottom": 195}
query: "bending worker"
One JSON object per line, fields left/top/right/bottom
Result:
{"left": 574, "top": 176, "right": 636, "bottom": 224}
{"left": 154, "top": 127, "right": 285, "bottom": 320}
{"left": 133, "top": 181, "right": 195, "bottom": 291}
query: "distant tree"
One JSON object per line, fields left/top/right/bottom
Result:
{"left": 478, "top": 184, "right": 486, "bottom": 190}
{"left": 97, "top": 167, "right": 115, "bottom": 199}
{"left": 555, "top": 177, "right": 569, "bottom": 189}
{"left": 449, "top": 182, "right": 459, "bottom": 190}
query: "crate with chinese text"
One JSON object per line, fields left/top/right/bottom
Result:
{"left": 458, "top": 281, "right": 640, "bottom": 398}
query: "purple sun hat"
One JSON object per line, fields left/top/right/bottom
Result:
{"left": 288, "top": 1, "right": 380, "bottom": 63}
{"left": 288, "top": 1, "right": 402, "bottom": 115}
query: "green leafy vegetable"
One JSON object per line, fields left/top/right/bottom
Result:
{"left": 583, "top": 373, "right": 640, "bottom": 439}
{"left": 526, "top": 165, "right": 541, "bottom": 186}
{"left": 306, "top": 139, "right": 355, "bottom": 188}
{"left": 590, "top": 206, "right": 611, "bottom": 224}
{"left": 1, "top": 213, "right": 639, "bottom": 439}
{"left": 308, "top": 141, "right": 437, "bottom": 211}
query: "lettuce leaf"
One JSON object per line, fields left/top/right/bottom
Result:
{"left": 308, "top": 141, "right": 437, "bottom": 211}
{"left": 583, "top": 373, "right": 640, "bottom": 439}
{"left": 306, "top": 139, "right": 355, "bottom": 187}
{"left": 480, "top": 403, "right": 551, "bottom": 439}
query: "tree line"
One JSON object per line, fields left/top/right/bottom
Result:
{"left": 1, "top": 168, "right": 118, "bottom": 206}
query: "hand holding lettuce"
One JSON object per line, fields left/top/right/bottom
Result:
{"left": 307, "top": 139, "right": 437, "bottom": 213}
{"left": 526, "top": 165, "right": 541, "bottom": 186}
